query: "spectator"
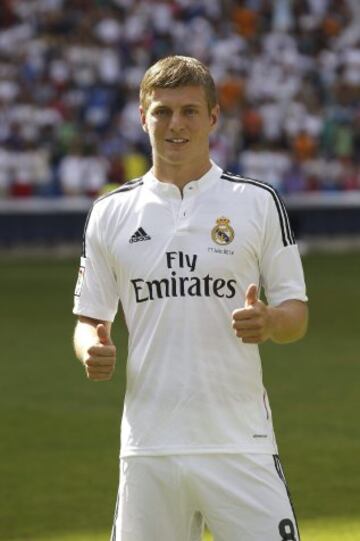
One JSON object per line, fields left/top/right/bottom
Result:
{"left": 0, "top": 0, "right": 358, "bottom": 198}
{"left": 58, "top": 140, "right": 109, "bottom": 197}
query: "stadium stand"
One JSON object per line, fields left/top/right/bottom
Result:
{"left": 0, "top": 0, "right": 359, "bottom": 199}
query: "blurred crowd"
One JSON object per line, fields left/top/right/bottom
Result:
{"left": 0, "top": 0, "right": 359, "bottom": 198}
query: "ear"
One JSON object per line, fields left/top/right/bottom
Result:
{"left": 209, "top": 104, "right": 220, "bottom": 132}
{"left": 139, "top": 106, "right": 148, "bottom": 133}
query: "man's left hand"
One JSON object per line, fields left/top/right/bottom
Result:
{"left": 232, "top": 284, "right": 272, "bottom": 344}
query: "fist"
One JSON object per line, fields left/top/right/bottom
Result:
{"left": 84, "top": 324, "right": 116, "bottom": 381}
{"left": 232, "top": 284, "right": 271, "bottom": 344}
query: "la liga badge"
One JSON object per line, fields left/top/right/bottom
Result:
{"left": 211, "top": 217, "right": 235, "bottom": 246}
{"left": 75, "top": 265, "right": 85, "bottom": 297}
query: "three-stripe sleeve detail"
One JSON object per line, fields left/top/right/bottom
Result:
{"left": 81, "top": 178, "right": 144, "bottom": 257}
{"left": 221, "top": 173, "right": 295, "bottom": 247}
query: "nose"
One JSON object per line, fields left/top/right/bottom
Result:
{"left": 169, "top": 111, "right": 185, "bottom": 132}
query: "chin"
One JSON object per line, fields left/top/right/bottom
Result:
{"left": 162, "top": 153, "right": 189, "bottom": 165}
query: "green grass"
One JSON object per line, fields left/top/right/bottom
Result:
{"left": 1, "top": 253, "right": 360, "bottom": 541}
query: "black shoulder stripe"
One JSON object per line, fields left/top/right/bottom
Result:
{"left": 221, "top": 173, "right": 295, "bottom": 247}
{"left": 96, "top": 177, "right": 144, "bottom": 203}
{"left": 82, "top": 178, "right": 143, "bottom": 257}
{"left": 274, "top": 189, "right": 295, "bottom": 245}
{"left": 82, "top": 206, "right": 93, "bottom": 257}
{"left": 223, "top": 172, "right": 295, "bottom": 246}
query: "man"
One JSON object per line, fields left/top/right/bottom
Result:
{"left": 73, "top": 56, "right": 308, "bottom": 541}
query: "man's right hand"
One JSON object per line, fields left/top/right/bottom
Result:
{"left": 83, "top": 324, "right": 116, "bottom": 381}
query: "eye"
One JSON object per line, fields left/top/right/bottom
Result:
{"left": 153, "top": 108, "right": 170, "bottom": 117}
{"left": 184, "top": 108, "right": 197, "bottom": 116}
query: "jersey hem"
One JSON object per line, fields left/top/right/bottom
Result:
{"left": 120, "top": 445, "right": 278, "bottom": 458}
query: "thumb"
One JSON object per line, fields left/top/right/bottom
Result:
{"left": 245, "top": 284, "right": 258, "bottom": 307}
{"left": 96, "top": 323, "right": 112, "bottom": 345}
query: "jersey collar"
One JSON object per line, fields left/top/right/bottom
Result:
{"left": 143, "top": 161, "right": 223, "bottom": 197}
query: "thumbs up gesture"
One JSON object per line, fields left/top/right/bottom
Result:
{"left": 84, "top": 323, "right": 117, "bottom": 381}
{"left": 232, "top": 284, "right": 271, "bottom": 344}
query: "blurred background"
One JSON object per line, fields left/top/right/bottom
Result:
{"left": 1, "top": 2, "right": 360, "bottom": 541}
{"left": 0, "top": 0, "right": 360, "bottom": 248}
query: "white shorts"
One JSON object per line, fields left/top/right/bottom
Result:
{"left": 110, "top": 454, "right": 300, "bottom": 541}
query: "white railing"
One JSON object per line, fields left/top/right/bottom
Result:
{"left": 1, "top": 192, "right": 360, "bottom": 213}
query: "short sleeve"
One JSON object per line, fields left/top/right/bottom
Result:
{"left": 73, "top": 205, "right": 119, "bottom": 321}
{"left": 260, "top": 192, "right": 308, "bottom": 306}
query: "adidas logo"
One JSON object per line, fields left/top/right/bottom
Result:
{"left": 129, "top": 227, "right": 151, "bottom": 243}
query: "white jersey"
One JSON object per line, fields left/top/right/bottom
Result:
{"left": 73, "top": 162, "right": 307, "bottom": 457}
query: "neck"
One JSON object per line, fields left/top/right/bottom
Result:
{"left": 152, "top": 157, "right": 212, "bottom": 190}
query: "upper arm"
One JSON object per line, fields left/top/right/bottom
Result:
{"left": 73, "top": 203, "right": 119, "bottom": 322}
{"left": 260, "top": 192, "right": 308, "bottom": 306}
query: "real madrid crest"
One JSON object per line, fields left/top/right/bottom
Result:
{"left": 211, "top": 217, "right": 235, "bottom": 246}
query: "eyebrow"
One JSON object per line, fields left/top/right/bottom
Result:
{"left": 151, "top": 103, "right": 202, "bottom": 110}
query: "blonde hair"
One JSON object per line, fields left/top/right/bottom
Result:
{"left": 139, "top": 56, "right": 218, "bottom": 113}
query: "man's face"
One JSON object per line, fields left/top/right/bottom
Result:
{"left": 140, "top": 85, "right": 219, "bottom": 169}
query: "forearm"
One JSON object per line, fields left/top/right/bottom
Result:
{"left": 268, "top": 300, "right": 308, "bottom": 344}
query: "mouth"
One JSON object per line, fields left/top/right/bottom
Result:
{"left": 165, "top": 138, "right": 189, "bottom": 144}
